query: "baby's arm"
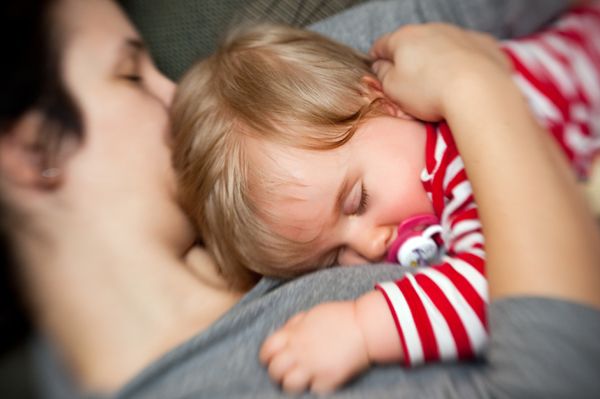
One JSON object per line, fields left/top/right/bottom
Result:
{"left": 259, "top": 290, "right": 402, "bottom": 394}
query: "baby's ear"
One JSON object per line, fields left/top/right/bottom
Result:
{"left": 360, "top": 75, "right": 415, "bottom": 120}
{"left": 361, "top": 75, "right": 384, "bottom": 100}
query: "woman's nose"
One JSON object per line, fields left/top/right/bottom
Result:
{"left": 346, "top": 225, "right": 394, "bottom": 262}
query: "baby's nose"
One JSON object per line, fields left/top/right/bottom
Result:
{"left": 349, "top": 225, "right": 394, "bottom": 262}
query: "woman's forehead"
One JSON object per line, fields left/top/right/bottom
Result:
{"left": 57, "top": 0, "right": 144, "bottom": 92}
{"left": 57, "top": 0, "right": 139, "bottom": 48}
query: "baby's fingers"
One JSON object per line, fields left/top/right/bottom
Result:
{"left": 370, "top": 25, "right": 413, "bottom": 61}
{"left": 268, "top": 351, "right": 297, "bottom": 383}
{"left": 284, "top": 312, "right": 305, "bottom": 328}
{"left": 371, "top": 59, "right": 394, "bottom": 87}
{"left": 310, "top": 369, "right": 346, "bottom": 394}
{"left": 260, "top": 312, "right": 305, "bottom": 363}
{"left": 281, "top": 367, "right": 311, "bottom": 394}
{"left": 260, "top": 330, "right": 288, "bottom": 364}
{"left": 370, "top": 31, "right": 394, "bottom": 60}
{"left": 311, "top": 378, "right": 337, "bottom": 395}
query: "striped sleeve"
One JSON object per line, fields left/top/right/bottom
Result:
{"left": 501, "top": 3, "right": 600, "bottom": 179}
{"left": 376, "top": 123, "right": 487, "bottom": 367}
{"left": 375, "top": 4, "right": 600, "bottom": 368}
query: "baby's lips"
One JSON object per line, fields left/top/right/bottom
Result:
{"left": 386, "top": 232, "right": 404, "bottom": 263}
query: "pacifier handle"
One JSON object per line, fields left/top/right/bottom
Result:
{"left": 386, "top": 213, "right": 442, "bottom": 264}
{"left": 397, "top": 214, "right": 440, "bottom": 232}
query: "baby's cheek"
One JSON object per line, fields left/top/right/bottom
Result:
{"left": 384, "top": 181, "right": 434, "bottom": 224}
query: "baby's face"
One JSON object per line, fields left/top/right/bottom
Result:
{"left": 249, "top": 114, "right": 434, "bottom": 268}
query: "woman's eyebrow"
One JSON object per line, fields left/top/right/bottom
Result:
{"left": 113, "top": 38, "right": 148, "bottom": 70}
{"left": 125, "top": 38, "right": 146, "bottom": 53}
{"left": 117, "top": 38, "right": 147, "bottom": 62}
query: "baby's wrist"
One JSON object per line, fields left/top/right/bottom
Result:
{"left": 355, "top": 290, "right": 404, "bottom": 364}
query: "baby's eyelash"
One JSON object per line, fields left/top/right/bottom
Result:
{"left": 355, "top": 185, "right": 369, "bottom": 215}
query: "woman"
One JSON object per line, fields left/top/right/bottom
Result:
{"left": 0, "top": 0, "right": 598, "bottom": 398}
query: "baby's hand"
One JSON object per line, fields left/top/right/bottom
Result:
{"left": 259, "top": 301, "right": 370, "bottom": 394}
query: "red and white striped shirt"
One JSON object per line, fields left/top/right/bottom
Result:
{"left": 375, "top": 4, "right": 600, "bottom": 367}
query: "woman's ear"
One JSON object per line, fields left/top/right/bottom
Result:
{"left": 361, "top": 75, "right": 416, "bottom": 120}
{"left": 0, "top": 112, "right": 61, "bottom": 190}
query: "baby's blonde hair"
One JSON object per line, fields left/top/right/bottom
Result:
{"left": 172, "top": 24, "right": 385, "bottom": 288}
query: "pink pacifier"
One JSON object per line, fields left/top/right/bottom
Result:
{"left": 386, "top": 214, "right": 443, "bottom": 267}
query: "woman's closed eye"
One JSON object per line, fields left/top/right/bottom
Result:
{"left": 121, "top": 74, "right": 143, "bottom": 84}
{"left": 118, "top": 55, "right": 144, "bottom": 85}
{"left": 115, "top": 39, "right": 147, "bottom": 86}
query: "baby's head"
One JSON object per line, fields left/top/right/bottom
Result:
{"left": 172, "top": 24, "right": 424, "bottom": 287}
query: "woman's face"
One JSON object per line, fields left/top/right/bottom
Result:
{"left": 53, "top": 0, "right": 190, "bottom": 242}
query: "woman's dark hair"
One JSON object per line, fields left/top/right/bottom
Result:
{"left": 0, "top": 0, "right": 84, "bottom": 353}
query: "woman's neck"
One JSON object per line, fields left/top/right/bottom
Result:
{"left": 18, "top": 209, "right": 244, "bottom": 393}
